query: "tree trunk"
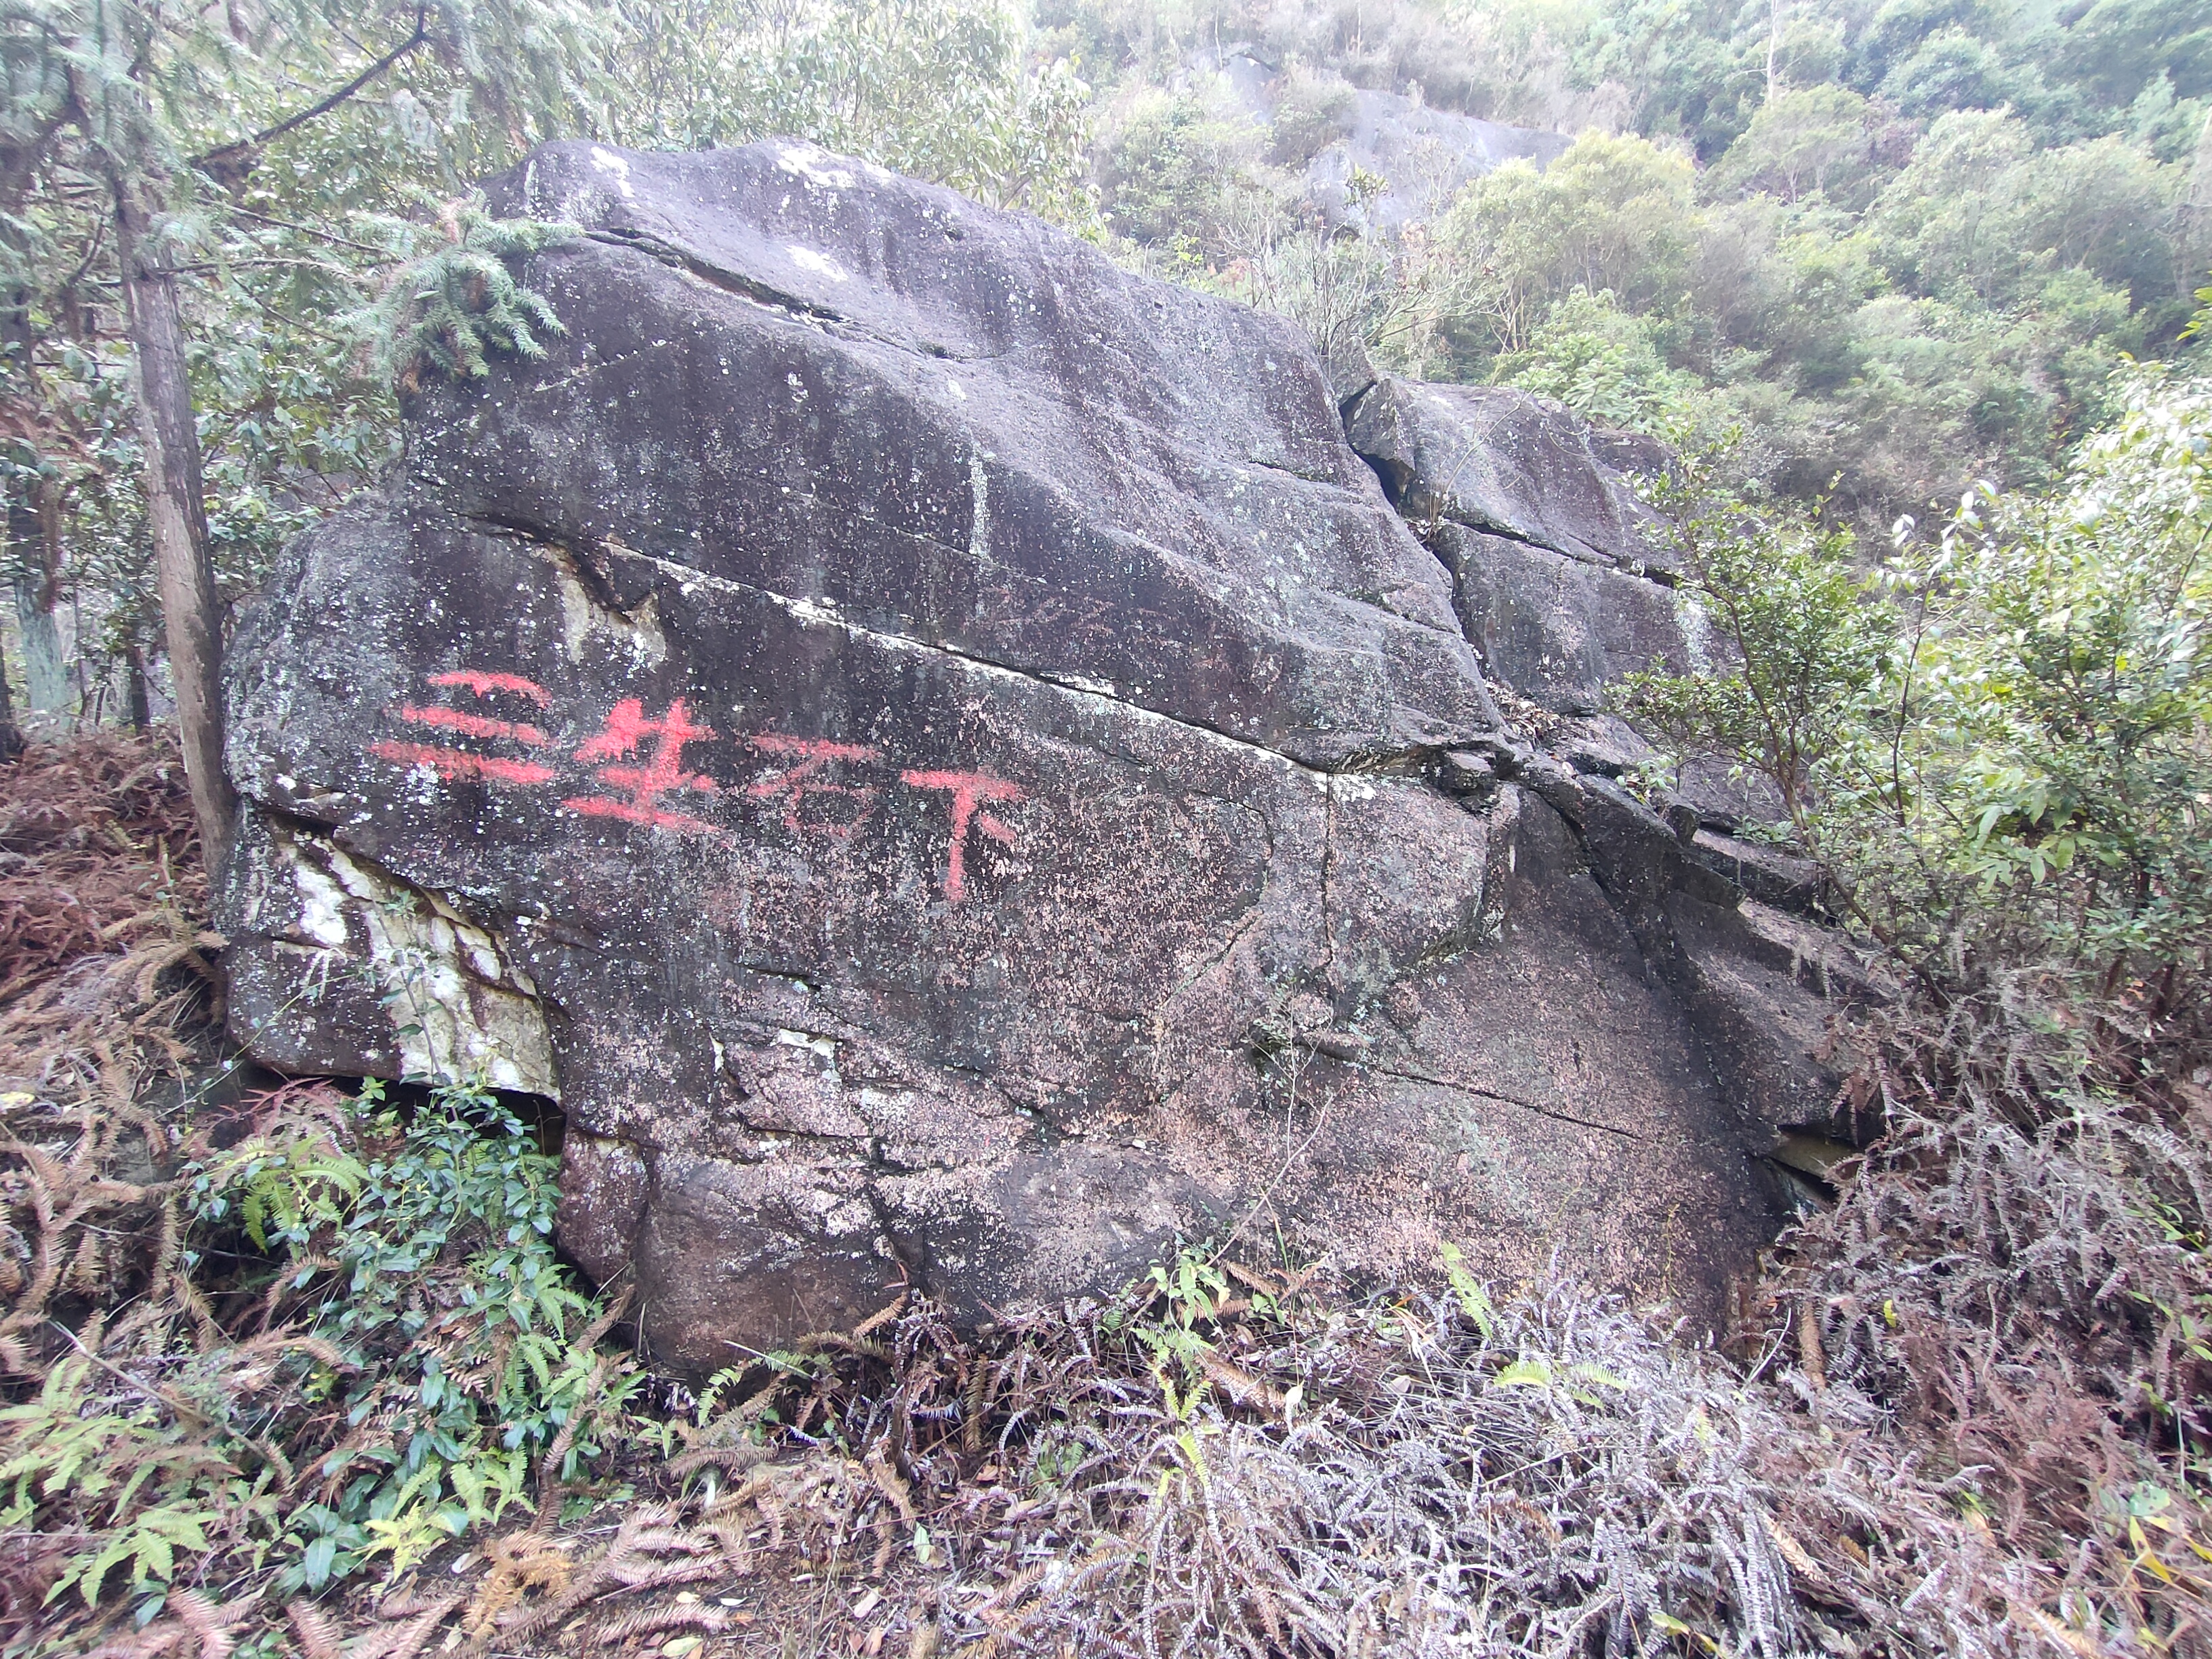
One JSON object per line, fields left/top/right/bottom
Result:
{"left": 0, "top": 631, "right": 21, "bottom": 766}
{"left": 9, "top": 576, "right": 65, "bottom": 712}
{"left": 0, "top": 273, "right": 45, "bottom": 757}
{"left": 12, "top": 478, "right": 68, "bottom": 714}
{"left": 125, "top": 633, "right": 151, "bottom": 731}
{"left": 114, "top": 178, "right": 236, "bottom": 874}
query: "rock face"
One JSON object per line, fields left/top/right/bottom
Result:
{"left": 220, "top": 142, "right": 1818, "bottom": 1371}
{"left": 1341, "top": 372, "right": 1792, "bottom": 827}
{"left": 1339, "top": 373, "right": 1855, "bottom": 1145}
{"left": 1344, "top": 374, "right": 1692, "bottom": 714}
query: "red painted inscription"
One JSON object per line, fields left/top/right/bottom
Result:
{"left": 376, "top": 670, "right": 558, "bottom": 784}
{"left": 745, "top": 733, "right": 883, "bottom": 834}
{"left": 564, "top": 697, "right": 722, "bottom": 834}
{"left": 394, "top": 704, "right": 550, "bottom": 746}
{"left": 900, "top": 769, "right": 1025, "bottom": 901}
{"left": 368, "top": 667, "right": 1029, "bottom": 895}
{"left": 428, "top": 670, "right": 553, "bottom": 708}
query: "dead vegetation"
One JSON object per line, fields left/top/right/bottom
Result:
{"left": 0, "top": 734, "right": 206, "bottom": 1011}
{"left": 1771, "top": 986, "right": 2212, "bottom": 1652}
{"left": 1, "top": 729, "right": 2207, "bottom": 1659}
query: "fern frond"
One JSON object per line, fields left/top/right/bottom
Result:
{"left": 167, "top": 1588, "right": 234, "bottom": 1659}
{"left": 285, "top": 1600, "right": 344, "bottom": 1659}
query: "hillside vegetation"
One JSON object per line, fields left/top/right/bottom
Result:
{"left": 1067, "top": 0, "right": 2212, "bottom": 521}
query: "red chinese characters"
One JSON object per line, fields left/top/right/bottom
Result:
{"left": 745, "top": 734, "right": 883, "bottom": 834}
{"left": 900, "top": 769, "right": 1025, "bottom": 902}
{"left": 367, "top": 668, "right": 1029, "bottom": 898}
{"left": 368, "top": 670, "right": 558, "bottom": 786}
{"left": 564, "top": 697, "right": 722, "bottom": 836}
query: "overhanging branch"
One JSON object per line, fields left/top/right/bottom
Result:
{"left": 189, "top": 5, "right": 430, "bottom": 182}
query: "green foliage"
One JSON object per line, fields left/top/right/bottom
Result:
{"left": 1574, "top": 0, "right": 1764, "bottom": 159}
{"left": 1208, "top": 214, "right": 1435, "bottom": 367}
{"left": 356, "top": 205, "right": 573, "bottom": 390}
{"left": 607, "top": 0, "right": 1097, "bottom": 226}
{"left": 1435, "top": 131, "right": 1697, "bottom": 362}
{"left": 12, "top": 0, "right": 2206, "bottom": 714}
{"left": 0, "top": 1074, "right": 642, "bottom": 1626}
{"left": 1439, "top": 1240, "right": 1495, "bottom": 1337}
{"left": 187, "top": 1077, "right": 636, "bottom": 1590}
{"left": 1097, "top": 82, "right": 1269, "bottom": 253}
{"left": 1884, "top": 367, "right": 2212, "bottom": 975}
{"left": 1704, "top": 83, "right": 1882, "bottom": 207}
{"left": 1126, "top": 1242, "right": 1290, "bottom": 1422}
{"left": 1877, "top": 24, "right": 2045, "bottom": 123}
{"left": 1615, "top": 453, "right": 1894, "bottom": 831}
{"left": 1066, "top": 1, "right": 2204, "bottom": 525}
{"left": 0, "top": 1359, "right": 222, "bottom": 1609}
{"left": 1492, "top": 286, "right": 1703, "bottom": 433}
{"left": 1862, "top": 110, "right": 2184, "bottom": 313}
{"left": 1620, "top": 367, "right": 2212, "bottom": 1001}
{"left": 4, "top": 0, "right": 1097, "bottom": 718}
{"left": 1134, "top": 1244, "right": 1233, "bottom": 1395}
{"left": 0, "top": 0, "right": 616, "bottom": 691}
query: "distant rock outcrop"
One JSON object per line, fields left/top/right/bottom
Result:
{"left": 219, "top": 142, "right": 1843, "bottom": 1371}
{"left": 1215, "top": 49, "right": 1569, "bottom": 230}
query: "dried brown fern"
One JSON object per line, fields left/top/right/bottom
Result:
{"left": 285, "top": 1600, "right": 346, "bottom": 1659}
{"left": 0, "top": 731, "right": 203, "bottom": 1005}
{"left": 464, "top": 1532, "right": 575, "bottom": 1635}
{"left": 349, "top": 1590, "right": 466, "bottom": 1659}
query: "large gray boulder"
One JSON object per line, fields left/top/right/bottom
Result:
{"left": 219, "top": 142, "right": 1797, "bottom": 1370}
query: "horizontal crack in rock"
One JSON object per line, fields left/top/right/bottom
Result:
{"left": 459, "top": 510, "right": 1469, "bottom": 779}
{"left": 586, "top": 228, "right": 981, "bottom": 363}
{"left": 1353, "top": 1057, "right": 1638, "bottom": 1141}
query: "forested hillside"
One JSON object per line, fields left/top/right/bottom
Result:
{"left": 16, "top": 0, "right": 2185, "bottom": 854}
{"left": 8, "top": 0, "right": 2205, "bottom": 722}
{"left": 1064, "top": 0, "right": 2211, "bottom": 521}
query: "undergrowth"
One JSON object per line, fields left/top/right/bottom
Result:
{"left": 1614, "top": 364, "right": 2212, "bottom": 1656}
{"left": 0, "top": 845, "right": 649, "bottom": 1642}
{"left": 0, "top": 734, "right": 206, "bottom": 1009}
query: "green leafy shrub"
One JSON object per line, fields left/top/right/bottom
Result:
{"left": 610, "top": 0, "right": 1097, "bottom": 226}
{"left": 1613, "top": 449, "right": 1894, "bottom": 839}
{"left": 189, "top": 1077, "right": 640, "bottom": 1591}
{"left": 1887, "top": 367, "right": 2212, "bottom": 991}
{"left": 1, "top": 1069, "right": 642, "bottom": 1628}
{"left": 356, "top": 203, "right": 574, "bottom": 392}
{"left": 1493, "top": 287, "right": 1710, "bottom": 434}
{"left": 1620, "top": 367, "right": 2211, "bottom": 1008}
{"left": 1097, "top": 84, "right": 1272, "bottom": 257}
